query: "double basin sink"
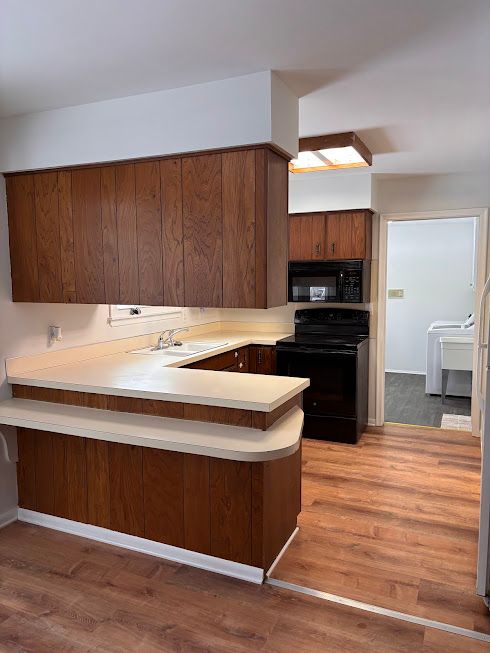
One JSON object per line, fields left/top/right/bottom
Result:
{"left": 129, "top": 342, "right": 227, "bottom": 358}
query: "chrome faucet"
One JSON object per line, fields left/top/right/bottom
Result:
{"left": 152, "top": 327, "right": 190, "bottom": 350}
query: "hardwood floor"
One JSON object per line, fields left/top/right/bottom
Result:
{"left": 271, "top": 423, "right": 490, "bottom": 635}
{"left": 0, "top": 522, "right": 488, "bottom": 652}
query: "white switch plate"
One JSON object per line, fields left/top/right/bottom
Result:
{"left": 388, "top": 289, "right": 404, "bottom": 298}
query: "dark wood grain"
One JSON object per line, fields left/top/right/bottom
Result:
{"left": 62, "top": 390, "right": 108, "bottom": 409}
{"left": 160, "top": 158, "right": 184, "bottom": 307}
{"left": 6, "top": 174, "right": 39, "bottom": 301}
{"left": 249, "top": 345, "right": 276, "bottom": 375}
{"left": 16, "top": 428, "right": 36, "bottom": 509}
{"left": 141, "top": 399, "right": 184, "bottom": 419}
{"left": 143, "top": 449, "right": 184, "bottom": 547}
{"left": 108, "top": 442, "right": 144, "bottom": 537}
{"left": 324, "top": 209, "right": 373, "bottom": 260}
{"left": 34, "top": 172, "right": 63, "bottom": 302}
{"left": 182, "top": 153, "right": 223, "bottom": 307}
{"left": 252, "top": 395, "right": 301, "bottom": 431}
{"left": 135, "top": 161, "right": 163, "bottom": 305}
{"left": 72, "top": 167, "right": 105, "bottom": 303}
{"left": 115, "top": 163, "right": 139, "bottom": 304}
{"left": 11, "top": 385, "right": 33, "bottom": 399}
{"left": 34, "top": 431, "right": 54, "bottom": 515}
{"left": 86, "top": 438, "right": 110, "bottom": 528}
{"left": 222, "top": 149, "right": 256, "bottom": 308}
{"left": 298, "top": 131, "right": 372, "bottom": 166}
{"left": 266, "top": 149, "right": 288, "bottom": 307}
{"left": 100, "top": 166, "right": 120, "bottom": 304}
{"left": 106, "top": 395, "right": 142, "bottom": 414}
{"left": 52, "top": 433, "right": 88, "bottom": 522}
{"left": 57, "top": 170, "right": 77, "bottom": 301}
{"left": 183, "top": 454, "right": 210, "bottom": 555}
{"left": 210, "top": 458, "right": 252, "bottom": 565}
{"left": 183, "top": 403, "right": 252, "bottom": 428}
{"left": 288, "top": 213, "right": 325, "bottom": 260}
{"left": 254, "top": 148, "right": 267, "bottom": 308}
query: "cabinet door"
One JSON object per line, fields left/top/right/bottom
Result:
{"left": 135, "top": 161, "right": 164, "bottom": 306}
{"left": 289, "top": 214, "right": 325, "bottom": 260}
{"left": 326, "top": 211, "right": 371, "bottom": 260}
{"left": 183, "top": 154, "right": 222, "bottom": 307}
{"left": 115, "top": 164, "right": 139, "bottom": 304}
{"left": 161, "top": 158, "right": 184, "bottom": 307}
{"left": 72, "top": 168, "right": 106, "bottom": 303}
{"left": 34, "top": 172, "right": 63, "bottom": 302}
{"left": 6, "top": 174, "right": 39, "bottom": 301}
{"left": 249, "top": 346, "right": 276, "bottom": 375}
{"left": 222, "top": 150, "right": 256, "bottom": 308}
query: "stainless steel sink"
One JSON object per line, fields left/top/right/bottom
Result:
{"left": 129, "top": 342, "right": 227, "bottom": 357}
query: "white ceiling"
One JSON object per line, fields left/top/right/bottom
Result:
{"left": 1, "top": 0, "right": 489, "bottom": 175}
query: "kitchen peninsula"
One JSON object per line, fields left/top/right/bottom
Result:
{"left": 0, "top": 328, "right": 308, "bottom": 583}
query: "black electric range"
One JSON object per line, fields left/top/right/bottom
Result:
{"left": 276, "top": 308, "right": 369, "bottom": 444}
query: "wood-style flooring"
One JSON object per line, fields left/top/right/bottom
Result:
{"left": 0, "top": 521, "right": 488, "bottom": 652}
{"left": 385, "top": 372, "right": 471, "bottom": 427}
{"left": 271, "top": 423, "right": 490, "bottom": 636}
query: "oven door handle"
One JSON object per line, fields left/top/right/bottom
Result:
{"left": 277, "top": 347, "right": 357, "bottom": 355}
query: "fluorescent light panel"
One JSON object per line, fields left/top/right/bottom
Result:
{"left": 289, "top": 145, "right": 369, "bottom": 173}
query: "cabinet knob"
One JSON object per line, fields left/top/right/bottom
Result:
{"left": 235, "top": 351, "right": 238, "bottom": 358}
{"left": 315, "top": 243, "right": 321, "bottom": 256}
{"left": 239, "top": 362, "right": 244, "bottom": 369}
{"left": 331, "top": 243, "right": 335, "bottom": 254}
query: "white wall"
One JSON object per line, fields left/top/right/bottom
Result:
{"left": 289, "top": 170, "right": 374, "bottom": 213}
{"left": 0, "top": 71, "right": 298, "bottom": 172}
{"left": 386, "top": 218, "right": 476, "bottom": 374}
{"left": 376, "top": 172, "right": 490, "bottom": 213}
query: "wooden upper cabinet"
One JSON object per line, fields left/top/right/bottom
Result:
{"left": 6, "top": 145, "right": 289, "bottom": 307}
{"left": 325, "top": 210, "right": 372, "bottom": 260}
{"left": 182, "top": 153, "right": 223, "bottom": 308}
{"left": 72, "top": 168, "right": 106, "bottom": 304}
{"left": 289, "top": 209, "right": 373, "bottom": 262}
{"left": 6, "top": 174, "right": 39, "bottom": 302}
{"left": 289, "top": 214, "right": 325, "bottom": 261}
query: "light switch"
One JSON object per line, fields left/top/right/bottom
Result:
{"left": 388, "top": 288, "right": 404, "bottom": 298}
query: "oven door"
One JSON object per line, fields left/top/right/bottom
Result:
{"left": 276, "top": 347, "right": 357, "bottom": 418}
{"left": 288, "top": 263, "right": 342, "bottom": 303}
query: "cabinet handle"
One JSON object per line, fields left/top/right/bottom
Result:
{"left": 331, "top": 243, "right": 335, "bottom": 254}
{"left": 315, "top": 243, "right": 321, "bottom": 256}
{"left": 234, "top": 351, "right": 238, "bottom": 358}
{"left": 258, "top": 350, "right": 263, "bottom": 364}
{"left": 239, "top": 362, "right": 244, "bottom": 369}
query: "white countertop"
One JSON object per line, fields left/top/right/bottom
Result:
{"left": 0, "top": 398, "right": 303, "bottom": 462}
{"left": 8, "top": 331, "right": 309, "bottom": 412}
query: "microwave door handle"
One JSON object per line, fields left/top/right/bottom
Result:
{"left": 339, "top": 270, "right": 344, "bottom": 302}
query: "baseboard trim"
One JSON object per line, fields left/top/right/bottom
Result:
{"left": 0, "top": 507, "right": 18, "bottom": 529}
{"left": 266, "top": 527, "right": 299, "bottom": 578}
{"left": 17, "top": 509, "right": 264, "bottom": 584}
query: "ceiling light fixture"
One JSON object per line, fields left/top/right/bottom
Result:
{"left": 289, "top": 132, "right": 372, "bottom": 173}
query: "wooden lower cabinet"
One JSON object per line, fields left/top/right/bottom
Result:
{"left": 185, "top": 346, "right": 249, "bottom": 372}
{"left": 17, "top": 428, "right": 301, "bottom": 570}
{"left": 249, "top": 345, "right": 276, "bottom": 375}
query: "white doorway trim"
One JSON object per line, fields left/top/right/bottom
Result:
{"left": 376, "top": 208, "right": 489, "bottom": 435}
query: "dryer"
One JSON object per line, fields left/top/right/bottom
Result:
{"left": 426, "top": 318, "right": 474, "bottom": 396}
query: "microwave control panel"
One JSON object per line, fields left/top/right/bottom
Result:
{"left": 342, "top": 270, "right": 362, "bottom": 302}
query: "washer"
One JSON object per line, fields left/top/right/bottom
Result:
{"left": 426, "top": 320, "right": 473, "bottom": 397}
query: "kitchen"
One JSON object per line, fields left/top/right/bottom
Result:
{"left": 1, "top": 2, "right": 490, "bottom": 651}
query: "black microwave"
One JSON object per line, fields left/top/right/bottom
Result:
{"left": 288, "top": 260, "right": 370, "bottom": 304}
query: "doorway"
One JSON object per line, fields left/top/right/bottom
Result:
{"left": 376, "top": 208, "right": 489, "bottom": 435}
{"left": 384, "top": 217, "right": 475, "bottom": 429}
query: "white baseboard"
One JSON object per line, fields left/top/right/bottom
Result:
{"left": 17, "top": 509, "right": 264, "bottom": 584}
{"left": 385, "top": 369, "right": 425, "bottom": 376}
{"left": 0, "top": 507, "right": 18, "bottom": 529}
{"left": 266, "top": 527, "right": 298, "bottom": 578}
